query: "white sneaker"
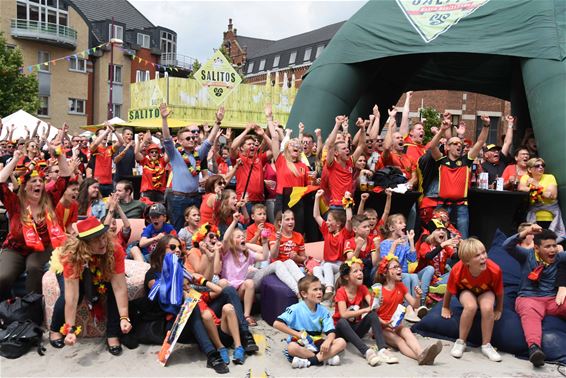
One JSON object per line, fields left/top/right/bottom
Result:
{"left": 325, "top": 355, "right": 340, "bottom": 366}
{"left": 416, "top": 305, "right": 429, "bottom": 319}
{"left": 481, "top": 343, "right": 502, "bottom": 362}
{"left": 404, "top": 306, "right": 421, "bottom": 323}
{"left": 291, "top": 357, "right": 310, "bottom": 368}
{"left": 451, "top": 339, "right": 466, "bottom": 358}
{"left": 365, "top": 349, "right": 381, "bottom": 366}
{"left": 378, "top": 348, "right": 399, "bottom": 364}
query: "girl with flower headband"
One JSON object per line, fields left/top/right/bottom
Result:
{"left": 48, "top": 216, "right": 131, "bottom": 355}
{"left": 374, "top": 256, "right": 443, "bottom": 365}
{"left": 0, "top": 130, "right": 71, "bottom": 301}
{"left": 333, "top": 258, "right": 398, "bottom": 366}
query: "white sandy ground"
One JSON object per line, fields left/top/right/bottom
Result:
{"left": 1, "top": 318, "right": 564, "bottom": 378}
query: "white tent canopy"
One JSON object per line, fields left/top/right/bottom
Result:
{"left": 1, "top": 109, "right": 60, "bottom": 140}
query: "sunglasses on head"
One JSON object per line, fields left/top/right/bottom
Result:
{"left": 168, "top": 244, "right": 180, "bottom": 251}
{"left": 185, "top": 136, "right": 198, "bottom": 141}
{"left": 189, "top": 129, "right": 199, "bottom": 134}
{"left": 534, "top": 163, "right": 545, "bottom": 169}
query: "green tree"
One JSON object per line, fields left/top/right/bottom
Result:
{"left": 189, "top": 58, "right": 201, "bottom": 79}
{"left": 420, "top": 106, "right": 441, "bottom": 143}
{"left": 0, "top": 32, "right": 39, "bottom": 116}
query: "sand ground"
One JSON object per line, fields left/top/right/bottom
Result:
{"left": 1, "top": 318, "right": 563, "bottom": 378}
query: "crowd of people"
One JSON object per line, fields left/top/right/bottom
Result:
{"left": 0, "top": 90, "right": 565, "bottom": 373}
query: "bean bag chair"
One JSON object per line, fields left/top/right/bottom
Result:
{"left": 260, "top": 274, "right": 297, "bottom": 326}
{"left": 43, "top": 259, "right": 149, "bottom": 337}
{"left": 412, "top": 229, "right": 566, "bottom": 364}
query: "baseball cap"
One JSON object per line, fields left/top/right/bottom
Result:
{"left": 484, "top": 144, "right": 502, "bottom": 151}
{"left": 148, "top": 203, "right": 167, "bottom": 217}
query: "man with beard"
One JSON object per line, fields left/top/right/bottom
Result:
{"left": 502, "top": 147, "right": 530, "bottom": 190}
{"left": 481, "top": 115, "right": 515, "bottom": 186}
{"left": 428, "top": 114, "right": 491, "bottom": 239}
{"left": 230, "top": 107, "right": 273, "bottom": 213}
{"left": 115, "top": 180, "right": 146, "bottom": 218}
{"left": 160, "top": 103, "right": 222, "bottom": 231}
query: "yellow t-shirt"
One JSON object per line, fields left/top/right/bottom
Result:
{"left": 520, "top": 174, "right": 557, "bottom": 221}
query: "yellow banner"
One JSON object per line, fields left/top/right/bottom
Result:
{"left": 129, "top": 77, "right": 297, "bottom": 129}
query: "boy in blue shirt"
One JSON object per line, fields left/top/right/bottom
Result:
{"left": 130, "top": 203, "right": 176, "bottom": 262}
{"left": 273, "top": 276, "right": 346, "bottom": 368}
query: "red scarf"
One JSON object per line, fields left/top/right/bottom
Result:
{"left": 22, "top": 206, "right": 66, "bottom": 252}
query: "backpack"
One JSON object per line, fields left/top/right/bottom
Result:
{"left": 0, "top": 320, "right": 45, "bottom": 359}
{"left": 0, "top": 293, "right": 44, "bottom": 329}
{"left": 372, "top": 166, "right": 408, "bottom": 189}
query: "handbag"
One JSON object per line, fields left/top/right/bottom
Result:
{"left": 0, "top": 320, "right": 45, "bottom": 359}
{"left": 0, "top": 293, "right": 43, "bottom": 329}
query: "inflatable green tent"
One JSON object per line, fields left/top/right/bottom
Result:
{"left": 288, "top": 0, "right": 566, "bottom": 214}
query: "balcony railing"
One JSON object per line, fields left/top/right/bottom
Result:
{"left": 11, "top": 19, "right": 77, "bottom": 48}
{"left": 160, "top": 52, "right": 196, "bottom": 70}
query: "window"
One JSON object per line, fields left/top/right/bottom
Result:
{"left": 315, "top": 45, "right": 324, "bottom": 59}
{"left": 38, "top": 96, "right": 49, "bottom": 116}
{"left": 109, "top": 24, "right": 123, "bottom": 40}
{"left": 112, "top": 104, "right": 121, "bottom": 118}
{"left": 303, "top": 48, "right": 312, "bottom": 62}
{"left": 272, "top": 55, "right": 280, "bottom": 68}
{"left": 247, "top": 61, "right": 254, "bottom": 73}
{"left": 68, "top": 98, "right": 85, "bottom": 114}
{"left": 289, "top": 51, "right": 297, "bottom": 65}
{"left": 69, "top": 56, "right": 86, "bottom": 72}
{"left": 160, "top": 30, "right": 177, "bottom": 56}
{"left": 108, "top": 64, "right": 122, "bottom": 84}
{"left": 136, "top": 70, "right": 150, "bottom": 82}
{"left": 259, "top": 59, "right": 266, "bottom": 71}
{"left": 17, "top": 0, "right": 68, "bottom": 25}
{"left": 137, "top": 33, "right": 150, "bottom": 48}
{"left": 38, "top": 51, "right": 50, "bottom": 72}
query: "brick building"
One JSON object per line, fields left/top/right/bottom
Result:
{"left": 223, "top": 19, "right": 511, "bottom": 144}
{"left": 1, "top": 0, "right": 190, "bottom": 132}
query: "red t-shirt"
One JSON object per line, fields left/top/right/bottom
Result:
{"left": 274, "top": 154, "right": 309, "bottom": 195}
{"left": 92, "top": 145, "right": 115, "bottom": 185}
{"left": 324, "top": 157, "right": 354, "bottom": 206}
{"left": 403, "top": 135, "right": 427, "bottom": 163}
{"left": 447, "top": 259, "right": 503, "bottom": 296}
{"left": 381, "top": 150, "right": 417, "bottom": 180}
{"left": 343, "top": 237, "right": 376, "bottom": 259}
{"left": 200, "top": 193, "right": 216, "bottom": 226}
{"left": 332, "top": 285, "right": 370, "bottom": 325}
{"left": 140, "top": 156, "right": 167, "bottom": 193}
{"left": 246, "top": 222, "right": 276, "bottom": 244}
{"left": 416, "top": 241, "right": 454, "bottom": 278}
{"left": 268, "top": 231, "right": 305, "bottom": 264}
{"left": 378, "top": 282, "right": 408, "bottom": 323}
{"left": 55, "top": 200, "right": 78, "bottom": 229}
{"left": 234, "top": 152, "right": 268, "bottom": 202}
{"left": 63, "top": 244, "right": 126, "bottom": 279}
{"left": 320, "top": 221, "right": 352, "bottom": 262}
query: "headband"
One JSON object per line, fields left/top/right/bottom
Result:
{"left": 377, "top": 254, "right": 399, "bottom": 275}
{"left": 191, "top": 223, "right": 221, "bottom": 247}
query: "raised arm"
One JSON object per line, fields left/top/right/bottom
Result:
{"left": 206, "top": 106, "right": 224, "bottom": 145}
{"left": 368, "top": 105, "right": 381, "bottom": 140}
{"left": 429, "top": 116, "right": 450, "bottom": 160}
{"left": 381, "top": 188, "right": 393, "bottom": 222}
{"left": 90, "top": 124, "right": 112, "bottom": 152}
{"left": 159, "top": 103, "right": 172, "bottom": 140}
{"left": 0, "top": 149, "right": 22, "bottom": 182}
{"left": 313, "top": 189, "right": 325, "bottom": 227}
{"left": 469, "top": 115, "right": 491, "bottom": 160}
{"left": 383, "top": 108, "right": 397, "bottom": 151}
{"left": 501, "top": 115, "right": 515, "bottom": 157}
{"left": 314, "top": 128, "right": 323, "bottom": 157}
{"left": 230, "top": 124, "right": 252, "bottom": 159}
{"left": 399, "top": 91, "right": 412, "bottom": 137}
{"left": 351, "top": 122, "right": 367, "bottom": 163}
{"left": 325, "top": 115, "right": 346, "bottom": 165}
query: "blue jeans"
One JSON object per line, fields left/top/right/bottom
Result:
{"left": 417, "top": 266, "right": 435, "bottom": 305}
{"left": 401, "top": 273, "right": 419, "bottom": 298}
{"left": 177, "top": 306, "right": 215, "bottom": 355}
{"left": 167, "top": 194, "right": 202, "bottom": 232}
{"left": 443, "top": 204, "right": 469, "bottom": 239}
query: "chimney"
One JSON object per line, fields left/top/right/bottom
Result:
{"left": 234, "top": 28, "right": 237, "bottom": 36}
{"left": 228, "top": 18, "right": 233, "bottom": 32}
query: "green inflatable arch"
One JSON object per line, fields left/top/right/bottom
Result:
{"left": 288, "top": 0, "right": 566, "bottom": 214}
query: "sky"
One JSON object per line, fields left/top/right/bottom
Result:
{"left": 130, "top": 0, "right": 366, "bottom": 62}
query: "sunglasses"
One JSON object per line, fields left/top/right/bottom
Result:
{"left": 185, "top": 136, "right": 198, "bottom": 141}
{"left": 534, "top": 163, "right": 545, "bottom": 169}
{"left": 389, "top": 265, "right": 402, "bottom": 271}
{"left": 18, "top": 142, "right": 25, "bottom": 146}
{"left": 149, "top": 150, "right": 159, "bottom": 154}
{"left": 207, "top": 233, "right": 218, "bottom": 239}
{"left": 217, "top": 181, "right": 226, "bottom": 186}
{"left": 168, "top": 244, "right": 180, "bottom": 251}
{"left": 189, "top": 129, "right": 199, "bottom": 134}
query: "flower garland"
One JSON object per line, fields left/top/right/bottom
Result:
{"left": 178, "top": 147, "right": 201, "bottom": 177}
{"left": 144, "top": 158, "right": 166, "bottom": 188}
{"left": 528, "top": 184, "right": 544, "bottom": 205}
{"left": 89, "top": 257, "right": 107, "bottom": 295}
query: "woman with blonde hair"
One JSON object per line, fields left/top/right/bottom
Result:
{"left": 518, "top": 158, "right": 564, "bottom": 238}
{"left": 271, "top": 134, "right": 309, "bottom": 215}
{"left": 48, "top": 217, "right": 132, "bottom": 355}
{"left": 0, "top": 133, "right": 71, "bottom": 300}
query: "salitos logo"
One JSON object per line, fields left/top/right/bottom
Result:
{"left": 396, "top": 0, "right": 490, "bottom": 43}
{"left": 194, "top": 50, "right": 242, "bottom": 106}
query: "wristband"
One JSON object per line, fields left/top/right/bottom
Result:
{"left": 119, "top": 316, "right": 130, "bottom": 322}
{"left": 60, "top": 323, "right": 82, "bottom": 336}
{"left": 482, "top": 124, "right": 490, "bottom": 128}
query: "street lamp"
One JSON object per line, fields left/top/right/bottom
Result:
{"left": 108, "top": 36, "right": 123, "bottom": 120}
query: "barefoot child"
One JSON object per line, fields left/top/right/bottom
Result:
{"left": 333, "top": 258, "right": 398, "bottom": 366}
{"left": 442, "top": 237, "right": 503, "bottom": 362}
{"left": 313, "top": 189, "right": 353, "bottom": 300}
{"left": 274, "top": 276, "right": 347, "bottom": 368}
{"left": 375, "top": 256, "right": 443, "bottom": 365}
{"left": 218, "top": 212, "right": 269, "bottom": 326}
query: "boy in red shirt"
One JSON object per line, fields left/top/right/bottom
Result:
{"left": 358, "top": 188, "right": 392, "bottom": 240}
{"left": 246, "top": 203, "right": 276, "bottom": 245}
{"left": 313, "top": 189, "right": 353, "bottom": 300}
{"left": 441, "top": 238, "right": 504, "bottom": 362}
{"left": 343, "top": 215, "right": 378, "bottom": 286}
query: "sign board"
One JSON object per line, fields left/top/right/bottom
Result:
{"left": 194, "top": 50, "right": 242, "bottom": 106}
{"left": 397, "top": 0, "right": 490, "bottom": 43}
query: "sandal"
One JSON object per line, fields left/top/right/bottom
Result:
{"left": 49, "top": 331, "right": 65, "bottom": 349}
{"left": 245, "top": 315, "right": 257, "bottom": 327}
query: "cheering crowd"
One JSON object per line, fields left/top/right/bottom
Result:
{"left": 0, "top": 90, "right": 565, "bottom": 373}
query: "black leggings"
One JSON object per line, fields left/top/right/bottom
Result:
{"left": 335, "top": 311, "right": 387, "bottom": 355}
